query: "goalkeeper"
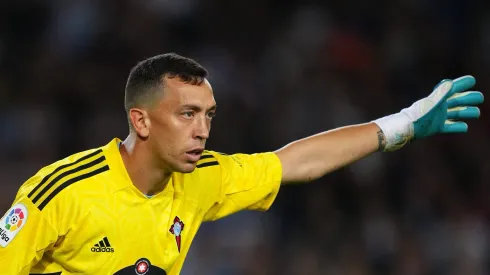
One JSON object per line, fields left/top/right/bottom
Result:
{"left": 0, "top": 53, "right": 484, "bottom": 274}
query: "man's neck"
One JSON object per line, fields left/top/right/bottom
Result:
{"left": 119, "top": 135, "right": 172, "bottom": 196}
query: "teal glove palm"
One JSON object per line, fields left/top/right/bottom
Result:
{"left": 374, "top": 75, "right": 484, "bottom": 151}
{"left": 412, "top": 76, "right": 483, "bottom": 139}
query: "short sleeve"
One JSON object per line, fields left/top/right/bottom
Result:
{"left": 203, "top": 152, "right": 283, "bottom": 222}
{"left": 0, "top": 195, "right": 59, "bottom": 274}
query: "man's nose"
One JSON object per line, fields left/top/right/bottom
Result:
{"left": 194, "top": 117, "right": 210, "bottom": 140}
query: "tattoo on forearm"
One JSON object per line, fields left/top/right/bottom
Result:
{"left": 377, "top": 130, "right": 387, "bottom": 151}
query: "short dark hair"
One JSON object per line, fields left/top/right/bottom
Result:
{"left": 124, "top": 53, "right": 208, "bottom": 117}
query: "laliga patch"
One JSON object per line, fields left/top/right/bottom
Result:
{"left": 0, "top": 203, "right": 28, "bottom": 247}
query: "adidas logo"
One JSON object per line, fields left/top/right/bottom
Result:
{"left": 91, "top": 237, "right": 114, "bottom": 253}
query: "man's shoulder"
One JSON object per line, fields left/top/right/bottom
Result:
{"left": 196, "top": 150, "right": 246, "bottom": 168}
{"left": 198, "top": 150, "right": 279, "bottom": 170}
{"left": 180, "top": 150, "right": 252, "bottom": 191}
{"left": 17, "top": 145, "right": 111, "bottom": 211}
{"left": 194, "top": 150, "right": 223, "bottom": 169}
{"left": 173, "top": 151, "right": 225, "bottom": 201}
{"left": 190, "top": 150, "right": 252, "bottom": 175}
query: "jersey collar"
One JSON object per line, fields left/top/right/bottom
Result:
{"left": 102, "top": 138, "right": 175, "bottom": 199}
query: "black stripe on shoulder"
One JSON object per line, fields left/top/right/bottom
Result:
{"left": 196, "top": 161, "right": 219, "bottom": 168}
{"left": 199, "top": 154, "right": 214, "bottom": 160}
{"left": 32, "top": 155, "right": 106, "bottom": 204}
{"left": 28, "top": 149, "right": 103, "bottom": 199}
{"left": 38, "top": 165, "right": 109, "bottom": 211}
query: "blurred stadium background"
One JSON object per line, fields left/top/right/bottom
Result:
{"left": 1, "top": 0, "right": 490, "bottom": 274}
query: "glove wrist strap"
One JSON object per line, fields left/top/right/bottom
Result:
{"left": 373, "top": 113, "right": 414, "bottom": 152}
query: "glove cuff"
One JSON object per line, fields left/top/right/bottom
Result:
{"left": 373, "top": 112, "right": 414, "bottom": 152}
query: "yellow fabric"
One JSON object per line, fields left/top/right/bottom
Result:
{"left": 0, "top": 138, "right": 282, "bottom": 274}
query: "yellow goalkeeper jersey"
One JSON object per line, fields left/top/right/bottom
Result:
{"left": 0, "top": 138, "right": 282, "bottom": 275}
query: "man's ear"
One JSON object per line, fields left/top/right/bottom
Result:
{"left": 129, "top": 108, "right": 151, "bottom": 138}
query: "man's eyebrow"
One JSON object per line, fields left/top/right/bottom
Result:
{"left": 181, "top": 104, "right": 217, "bottom": 111}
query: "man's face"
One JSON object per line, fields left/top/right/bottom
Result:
{"left": 146, "top": 77, "right": 216, "bottom": 173}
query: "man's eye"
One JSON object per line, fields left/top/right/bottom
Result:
{"left": 182, "top": 112, "right": 194, "bottom": 118}
{"left": 207, "top": 112, "right": 216, "bottom": 119}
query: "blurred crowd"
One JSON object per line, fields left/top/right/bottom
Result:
{"left": 1, "top": 0, "right": 490, "bottom": 274}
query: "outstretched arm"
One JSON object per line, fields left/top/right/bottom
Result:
{"left": 275, "top": 122, "right": 384, "bottom": 183}
{"left": 275, "top": 76, "right": 484, "bottom": 184}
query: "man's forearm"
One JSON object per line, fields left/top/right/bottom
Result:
{"left": 275, "top": 122, "right": 385, "bottom": 184}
